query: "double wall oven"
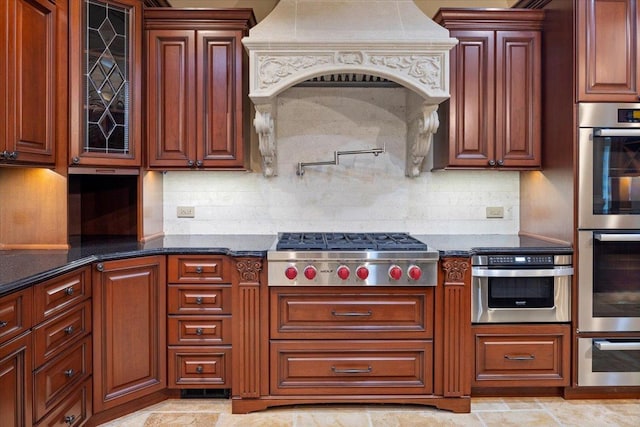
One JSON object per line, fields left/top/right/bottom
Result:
{"left": 577, "top": 103, "right": 640, "bottom": 386}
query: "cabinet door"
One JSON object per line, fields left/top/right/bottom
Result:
{"left": 196, "top": 30, "right": 246, "bottom": 168}
{"left": 92, "top": 256, "right": 166, "bottom": 413}
{"left": 146, "top": 30, "right": 197, "bottom": 168}
{"left": 0, "top": 333, "right": 33, "bottom": 427}
{"left": 69, "top": 0, "right": 142, "bottom": 167}
{"left": 578, "top": 0, "right": 640, "bottom": 101}
{"left": 1, "top": 0, "right": 56, "bottom": 165}
{"left": 495, "top": 30, "right": 541, "bottom": 168}
{"left": 446, "top": 30, "right": 495, "bottom": 168}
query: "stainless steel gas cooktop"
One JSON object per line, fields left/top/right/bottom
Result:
{"left": 268, "top": 232, "right": 439, "bottom": 287}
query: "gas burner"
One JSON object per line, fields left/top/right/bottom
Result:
{"left": 275, "top": 232, "right": 429, "bottom": 251}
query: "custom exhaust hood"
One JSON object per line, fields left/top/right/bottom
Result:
{"left": 242, "top": 0, "right": 457, "bottom": 177}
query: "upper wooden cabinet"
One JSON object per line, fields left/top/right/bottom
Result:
{"left": 578, "top": 0, "right": 640, "bottom": 101}
{"left": 144, "top": 9, "right": 255, "bottom": 170}
{"left": 69, "top": 0, "right": 143, "bottom": 167}
{"left": 0, "top": 0, "right": 60, "bottom": 166}
{"left": 433, "top": 9, "right": 543, "bottom": 170}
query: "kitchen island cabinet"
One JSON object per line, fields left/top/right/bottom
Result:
{"left": 144, "top": 9, "right": 255, "bottom": 170}
{"left": 433, "top": 9, "right": 543, "bottom": 170}
{"left": 91, "top": 256, "right": 166, "bottom": 414}
{"left": 577, "top": 0, "right": 640, "bottom": 102}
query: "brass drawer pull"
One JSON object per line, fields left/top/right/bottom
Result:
{"left": 504, "top": 354, "right": 535, "bottom": 361}
{"left": 331, "top": 310, "right": 372, "bottom": 317}
{"left": 0, "top": 320, "right": 7, "bottom": 328}
{"left": 195, "top": 297, "right": 204, "bottom": 305}
{"left": 64, "top": 326, "right": 74, "bottom": 335}
{"left": 64, "top": 287, "right": 74, "bottom": 296}
{"left": 65, "top": 414, "right": 76, "bottom": 425}
{"left": 332, "top": 366, "right": 372, "bottom": 374}
{"left": 195, "top": 266, "right": 203, "bottom": 274}
{"left": 64, "top": 369, "right": 75, "bottom": 378}
{"left": 196, "top": 365, "right": 204, "bottom": 374}
{"left": 195, "top": 328, "right": 204, "bottom": 336}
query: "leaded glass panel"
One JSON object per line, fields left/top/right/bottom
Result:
{"left": 84, "top": 0, "right": 130, "bottom": 154}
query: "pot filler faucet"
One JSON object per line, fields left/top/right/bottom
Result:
{"left": 296, "top": 146, "right": 385, "bottom": 176}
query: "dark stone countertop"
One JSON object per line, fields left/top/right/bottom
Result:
{"left": 0, "top": 233, "right": 572, "bottom": 297}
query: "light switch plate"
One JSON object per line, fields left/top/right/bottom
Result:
{"left": 177, "top": 206, "right": 195, "bottom": 218}
{"left": 486, "top": 206, "right": 504, "bottom": 218}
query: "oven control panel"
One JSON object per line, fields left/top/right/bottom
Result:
{"left": 487, "top": 255, "right": 554, "bottom": 266}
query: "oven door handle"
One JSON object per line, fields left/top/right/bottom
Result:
{"left": 594, "top": 233, "right": 640, "bottom": 242}
{"left": 595, "top": 129, "right": 640, "bottom": 137}
{"left": 471, "top": 267, "right": 574, "bottom": 277}
{"left": 594, "top": 340, "right": 640, "bottom": 351}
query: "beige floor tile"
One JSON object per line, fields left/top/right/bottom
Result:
{"left": 143, "top": 413, "right": 220, "bottom": 426}
{"left": 215, "top": 412, "right": 295, "bottom": 427}
{"left": 370, "top": 410, "right": 484, "bottom": 427}
{"left": 477, "top": 409, "right": 561, "bottom": 426}
{"left": 541, "top": 400, "right": 640, "bottom": 427}
{"left": 295, "top": 411, "right": 371, "bottom": 427}
{"left": 470, "top": 397, "right": 511, "bottom": 412}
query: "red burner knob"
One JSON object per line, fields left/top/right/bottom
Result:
{"left": 388, "top": 265, "right": 403, "bottom": 281}
{"left": 337, "top": 265, "right": 350, "bottom": 280}
{"left": 304, "top": 265, "right": 317, "bottom": 280}
{"left": 356, "top": 266, "right": 369, "bottom": 280}
{"left": 408, "top": 265, "right": 422, "bottom": 281}
{"left": 285, "top": 266, "right": 298, "bottom": 280}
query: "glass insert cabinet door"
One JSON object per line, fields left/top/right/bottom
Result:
{"left": 70, "top": 0, "right": 142, "bottom": 167}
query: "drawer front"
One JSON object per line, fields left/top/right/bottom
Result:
{"left": 167, "top": 284, "right": 232, "bottom": 314}
{"left": 33, "top": 300, "right": 92, "bottom": 367}
{"left": 167, "top": 316, "right": 231, "bottom": 345}
{"left": 473, "top": 324, "right": 570, "bottom": 387}
{"left": 270, "top": 340, "right": 433, "bottom": 395}
{"left": 270, "top": 288, "right": 433, "bottom": 339}
{"left": 35, "top": 378, "right": 92, "bottom": 427}
{"left": 34, "top": 336, "right": 92, "bottom": 422}
{"left": 0, "top": 288, "right": 33, "bottom": 345}
{"left": 168, "top": 346, "right": 231, "bottom": 388}
{"left": 168, "top": 255, "right": 230, "bottom": 283}
{"left": 34, "top": 267, "right": 91, "bottom": 323}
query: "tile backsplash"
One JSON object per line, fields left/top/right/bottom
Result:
{"left": 163, "top": 87, "right": 519, "bottom": 235}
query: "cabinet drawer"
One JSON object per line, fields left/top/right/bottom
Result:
{"left": 0, "top": 287, "right": 33, "bottom": 345}
{"left": 167, "top": 316, "right": 231, "bottom": 345}
{"left": 167, "top": 284, "right": 231, "bottom": 314}
{"left": 168, "top": 346, "right": 231, "bottom": 388}
{"left": 168, "top": 255, "right": 230, "bottom": 283}
{"left": 33, "top": 300, "right": 92, "bottom": 367}
{"left": 473, "top": 324, "right": 570, "bottom": 387}
{"left": 35, "top": 377, "right": 92, "bottom": 427}
{"left": 34, "top": 267, "right": 91, "bottom": 323}
{"left": 270, "top": 340, "right": 433, "bottom": 395}
{"left": 34, "top": 336, "right": 92, "bottom": 422}
{"left": 270, "top": 288, "right": 433, "bottom": 339}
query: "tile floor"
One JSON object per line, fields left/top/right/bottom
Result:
{"left": 98, "top": 396, "right": 640, "bottom": 426}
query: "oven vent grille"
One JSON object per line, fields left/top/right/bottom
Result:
{"left": 297, "top": 73, "right": 400, "bottom": 88}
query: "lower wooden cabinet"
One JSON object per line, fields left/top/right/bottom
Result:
{"left": 92, "top": 256, "right": 167, "bottom": 413}
{"left": 0, "top": 331, "right": 33, "bottom": 427}
{"left": 472, "top": 324, "right": 570, "bottom": 387}
{"left": 35, "top": 378, "right": 92, "bottom": 427}
{"left": 168, "top": 346, "right": 231, "bottom": 388}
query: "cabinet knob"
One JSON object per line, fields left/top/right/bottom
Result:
{"left": 72, "top": 156, "right": 80, "bottom": 164}
{"left": 196, "top": 160, "right": 203, "bottom": 167}
{"left": 96, "top": 263, "right": 104, "bottom": 272}
{"left": 9, "top": 151, "right": 17, "bottom": 160}
{"left": 65, "top": 287, "right": 74, "bottom": 296}
{"left": 0, "top": 151, "right": 6, "bottom": 159}
{"left": 0, "top": 320, "right": 8, "bottom": 328}
{"left": 64, "top": 414, "right": 76, "bottom": 425}
{"left": 195, "top": 266, "right": 203, "bottom": 274}
{"left": 64, "top": 368, "right": 75, "bottom": 378}
{"left": 488, "top": 159, "right": 496, "bottom": 166}
{"left": 187, "top": 159, "right": 195, "bottom": 167}
{"left": 64, "top": 325, "right": 74, "bottom": 335}
{"left": 497, "top": 159, "right": 504, "bottom": 166}
{"left": 195, "top": 328, "right": 204, "bottom": 336}
{"left": 196, "top": 365, "right": 204, "bottom": 374}
{"left": 195, "top": 296, "right": 204, "bottom": 305}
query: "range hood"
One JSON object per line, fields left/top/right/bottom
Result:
{"left": 242, "top": 0, "right": 457, "bottom": 177}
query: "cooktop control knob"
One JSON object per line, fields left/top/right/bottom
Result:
{"left": 389, "top": 265, "right": 403, "bottom": 280}
{"left": 285, "top": 266, "right": 298, "bottom": 280}
{"left": 408, "top": 265, "right": 422, "bottom": 281}
{"left": 356, "top": 266, "right": 369, "bottom": 280}
{"left": 304, "top": 265, "right": 317, "bottom": 280}
{"left": 337, "top": 265, "right": 350, "bottom": 280}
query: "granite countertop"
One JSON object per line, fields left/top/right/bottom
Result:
{"left": 0, "top": 233, "right": 572, "bottom": 297}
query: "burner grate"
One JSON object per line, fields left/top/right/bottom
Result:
{"left": 276, "top": 232, "right": 428, "bottom": 251}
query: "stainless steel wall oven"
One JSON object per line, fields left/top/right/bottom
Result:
{"left": 471, "top": 254, "right": 573, "bottom": 323}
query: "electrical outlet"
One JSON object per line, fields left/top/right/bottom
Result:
{"left": 177, "top": 206, "right": 195, "bottom": 218}
{"left": 486, "top": 206, "right": 504, "bottom": 218}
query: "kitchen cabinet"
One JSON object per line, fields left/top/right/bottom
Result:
{"left": 433, "top": 9, "right": 543, "bottom": 170}
{"left": 0, "top": 0, "right": 59, "bottom": 165}
{"left": 472, "top": 324, "right": 570, "bottom": 388}
{"left": 92, "top": 256, "right": 166, "bottom": 413}
{"left": 577, "top": 0, "right": 640, "bottom": 101}
{"left": 69, "top": 0, "right": 143, "bottom": 167}
{"left": 144, "top": 9, "right": 255, "bottom": 169}
{"left": 167, "top": 255, "right": 232, "bottom": 388}
{"left": 0, "top": 288, "right": 33, "bottom": 427}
